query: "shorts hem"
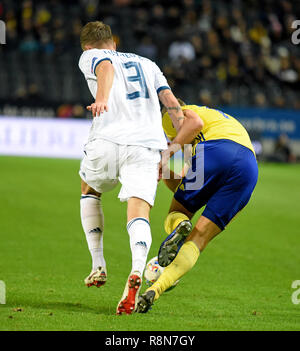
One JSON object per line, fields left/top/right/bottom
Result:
{"left": 202, "top": 206, "right": 225, "bottom": 231}
{"left": 173, "top": 192, "right": 198, "bottom": 213}
{"left": 118, "top": 194, "right": 155, "bottom": 207}
{"left": 79, "top": 170, "right": 117, "bottom": 194}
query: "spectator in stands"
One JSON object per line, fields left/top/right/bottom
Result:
{"left": 168, "top": 29, "right": 196, "bottom": 63}
{"left": 0, "top": 0, "right": 299, "bottom": 110}
{"left": 136, "top": 35, "right": 157, "bottom": 60}
{"left": 269, "top": 133, "right": 296, "bottom": 163}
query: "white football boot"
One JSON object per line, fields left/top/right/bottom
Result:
{"left": 116, "top": 271, "right": 142, "bottom": 315}
{"left": 84, "top": 266, "right": 107, "bottom": 288}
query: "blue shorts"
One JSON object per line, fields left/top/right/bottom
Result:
{"left": 174, "top": 140, "right": 258, "bottom": 230}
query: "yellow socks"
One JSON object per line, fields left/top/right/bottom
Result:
{"left": 164, "top": 211, "right": 189, "bottom": 234}
{"left": 148, "top": 211, "right": 197, "bottom": 300}
{"left": 148, "top": 240, "right": 200, "bottom": 300}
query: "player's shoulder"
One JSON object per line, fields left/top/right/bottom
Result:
{"left": 78, "top": 49, "right": 95, "bottom": 71}
{"left": 79, "top": 48, "right": 115, "bottom": 75}
{"left": 182, "top": 105, "right": 204, "bottom": 114}
{"left": 79, "top": 48, "right": 107, "bottom": 65}
{"left": 184, "top": 105, "right": 226, "bottom": 117}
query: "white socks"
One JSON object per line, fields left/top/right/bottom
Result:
{"left": 127, "top": 218, "right": 152, "bottom": 276}
{"left": 81, "top": 196, "right": 151, "bottom": 277}
{"left": 80, "top": 195, "right": 106, "bottom": 271}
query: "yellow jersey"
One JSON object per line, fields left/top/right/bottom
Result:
{"left": 162, "top": 105, "right": 255, "bottom": 155}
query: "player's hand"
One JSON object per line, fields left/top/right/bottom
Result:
{"left": 161, "top": 143, "right": 181, "bottom": 167}
{"left": 86, "top": 101, "right": 108, "bottom": 117}
{"left": 160, "top": 143, "right": 181, "bottom": 181}
{"left": 157, "top": 162, "right": 162, "bottom": 182}
{"left": 161, "top": 150, "right": 169, "bottom": 169}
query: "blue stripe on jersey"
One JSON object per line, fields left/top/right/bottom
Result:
{"left": 195, "top": 132, "right": 205, "bottom": 143}
{"left": 93, "top": 58, "right": 112, "bottom": 75}
{"left": 91, "top": 57, "right": 97, "bottom": 74}
{"left": 157, "top": 86, "right": 170, "bottom": 94}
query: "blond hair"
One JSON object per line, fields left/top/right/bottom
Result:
{"left": 80, "top": 21, "right": 113, "bottom": 50}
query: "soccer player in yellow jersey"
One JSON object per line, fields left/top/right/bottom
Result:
{"left": 137, "top": 99, "right": 258, "bottom": 313}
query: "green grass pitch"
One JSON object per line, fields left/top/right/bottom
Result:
{"left": 0, "top": 156, "right": 300, "bottom": 331}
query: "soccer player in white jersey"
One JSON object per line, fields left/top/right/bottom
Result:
{"left": 78, "top": 21, "right": 185, "bottom": 315}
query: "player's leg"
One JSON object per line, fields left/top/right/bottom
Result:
{"left": 116, "top": 145, "right": 159, "bottom": 315}
{"left": 158, "top": 198, "right": 194, "bottom": 267}
{"left": 158, "top": 139, "right": 236, "bottom": 267}
{"left": 127, "top": 197, "right": 152, "bottom": 276}
{"left": 137, "top": 142, "right": 258, "bottom": 313}
{"left": 162, "top": 169, "right": 182, "bottom": 193}
{"left": 137, "top": 215, "right": 221, "bottom": 313}
{"left": 79, "top": 139, "right": 119, "bottom": 288}
{"left": 145, "top": 196, "right": 256, "bottom": 308}
{"left": 80, "top": 179, "right": 107, "bottom": 287}
{"left": 158, "top": 143, "right": 208, "bottom": 267}
{"left": 153, "top": 216, "right": 221, "bottom": 299}
{"left": 168, "top": 197, "right": 194, "bottom": 219}
{"left": 117, "top": 197, "right": 152, "bottom": 315}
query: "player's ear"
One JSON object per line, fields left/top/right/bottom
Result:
{"left": 84, "top": 44, "right": 94, "bottom": 51}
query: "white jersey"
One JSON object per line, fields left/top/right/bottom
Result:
{"left": 79, "top": 48, "right": 170, "bottom": 150}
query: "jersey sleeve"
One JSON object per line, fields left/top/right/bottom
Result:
{"left": 153, "top": 63, "right": 170, "bottom": 95}
{"left": 79, "top": 49, "right": 113, "bottom": 79}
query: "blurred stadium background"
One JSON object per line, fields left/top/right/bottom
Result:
{"left": 0, "top": 0, "right": 299, "bottom": 161}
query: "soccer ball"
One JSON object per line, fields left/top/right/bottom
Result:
{"left": 144, "top": 256, "right": 179, "bottom": 292}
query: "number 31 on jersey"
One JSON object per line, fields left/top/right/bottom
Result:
{"left": 123, "top": 61, "right": 149, "bottom": 100}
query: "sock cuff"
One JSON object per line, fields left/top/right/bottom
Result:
{"left": 127, "top": 217, "right": 150, "bottom": 232}
{"left": 80, "top": 194, "right": 100, "bottom": 201}
{"left": 127, "top": 217, "right": 150, "bottom": 231}
{"left": 185, "top": 240, "right": 201, "bottom": 255}
{"left": 164, "top": 211, "right": 189, "bottom": 234}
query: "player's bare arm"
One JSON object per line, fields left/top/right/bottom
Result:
{"left": 160, "top": 109, "right": 203, "bottom": 191}
{"left": 86, "top": 60, "right": 114, "bottom": 117}
{"left": 172, "top": 109, "right": 204, "bottom": 147}
{"left": 162, "top": 109, "right": 204, "bottom": 166}
{"left": 158, "top": 89, "right": 185, "bottom": 132}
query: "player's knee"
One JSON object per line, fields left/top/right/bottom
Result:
{"left": 81, "top": 180, "right": 101, "bottom": 197}
{"left": 127, "top": 197, "right": 151, "bottom": 222}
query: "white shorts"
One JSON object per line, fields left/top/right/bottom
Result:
{"left": 79, "top": 139, "right": 161, "bottom": 206}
